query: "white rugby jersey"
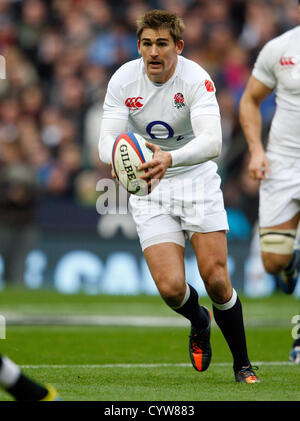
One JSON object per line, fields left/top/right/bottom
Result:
{"left": 102, "top": 55, "right": 220, "bottom": 176}
{"left": 253, "top": 25, "right": 300, "bottom": 157}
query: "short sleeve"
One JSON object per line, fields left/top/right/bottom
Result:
{"left": 190, "top": 78, "right": 220, "bottom": 119}
{"left": 102, "top": 73, "right": 129, "bottom": 120}
{"left": 252, "top": 41, "right": 277, "bottom": 89}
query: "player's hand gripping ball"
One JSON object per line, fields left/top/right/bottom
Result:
{"left": 112, "top": 132, "right": 153, "bottom": 196}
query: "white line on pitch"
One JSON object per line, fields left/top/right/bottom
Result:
{"left": 20, "top": 361, "right": 294, "bottom": 369}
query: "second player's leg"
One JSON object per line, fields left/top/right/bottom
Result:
{"left": 260, "top": 212, "right": 300, "bottom": 274}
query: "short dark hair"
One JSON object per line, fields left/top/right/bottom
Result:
{"left": 136, "top": 9, "right": 185, "bottom": 44}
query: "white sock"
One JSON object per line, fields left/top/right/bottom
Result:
{"left": 0, "top": 356, "right": 21, "bottom": 388}
{"left": 172, "top": 283, "right": 191, "bottom": 309}
{"left": 212, "top": 288, "right": 237, "bottom": 311}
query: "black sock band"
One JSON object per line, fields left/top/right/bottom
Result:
{"left": 7, "top": 373, "right": 48, "bottom": 401}
{"left": 0, "top": 354, "right": 48, "bottom": 401}
{"left": 213, "top": 295, "right": 250, "bottom": 371}
{"left": 173, "top": 284, "right": 209, "bottom": 332}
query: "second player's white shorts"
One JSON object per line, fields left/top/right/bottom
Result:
{"left": 129, "top": 161, "right": 229, "bottom": 249}
{"left": 259, "top": 151, "right": 300, "bottom": 227}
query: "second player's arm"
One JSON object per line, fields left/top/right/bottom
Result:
{"left": 239, "top": 75, "right": 273, "bottom": 180}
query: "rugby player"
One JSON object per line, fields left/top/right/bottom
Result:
{"left": 99, "top": 9, "right": 260, "bottom": 382}
{"left": 239, "top": 0, "right": 300, "bottom": 363}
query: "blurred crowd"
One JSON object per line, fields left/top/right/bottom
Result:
{"left": 0, "top": 0, "right": 299, "bottom": 230}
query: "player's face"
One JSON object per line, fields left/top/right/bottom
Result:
{"left": 138, "top": 28, "right": 184, "bottom": 84}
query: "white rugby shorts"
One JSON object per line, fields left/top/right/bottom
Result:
{"left": 129, "top": 162, "right": 229, "bottom": 249}
{"left": 259, "top": 151, "right": 300, "bottom": 227}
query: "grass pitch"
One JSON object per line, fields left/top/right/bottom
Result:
{"left": 0, "top": 289, "right": 299, "bottom": 401}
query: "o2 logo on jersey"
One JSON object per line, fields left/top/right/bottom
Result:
{"left": 125, "top": 97, "right": 143, "bottom": 110}
{"left": 145, "top": 121, "right": 184, "bottom": 142}
{"left": 146, "top": 121, "right": 174, "bottom": 140}
{"left": 173, "top": 92, "right": 185, "bottom": 109}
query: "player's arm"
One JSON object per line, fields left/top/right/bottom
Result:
{"left": 98, "top": 118, "right": 128, "bottom": 164}
{"left": 98, "top": 118, "right": 128, "bottom": 179}
{"left": 98, "top": 70, "right": 129, "bottom": 175}
{"left": 139, "top": 114, "right": 222, "bottom": 180}
{"left": 239, "top": 75, "right": 273, "bottom": 180}
{"left": 171, "top": 113, "right": 222, "bottom": 166}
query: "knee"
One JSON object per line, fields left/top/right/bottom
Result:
{"left": 201, "top": 260, "right": 226, "bottom": 285}
{"left": 262, "top": 252, "right": 292, "bottom": 274}
{"left": 155, "top": 275, "right": 186, "bottom": 306}
{"left": 201, "top": 261, "right": 231, "bottom": 303}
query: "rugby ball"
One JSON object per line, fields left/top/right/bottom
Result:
{"left": 112, "top": 132, "right": 153, "bottom": 196}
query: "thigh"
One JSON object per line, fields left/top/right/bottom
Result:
{"left": 143, "top": 242, "right": 186, "bottom": 288}
{"left": 190, "top": 231, "right": 231, "bottom": 286}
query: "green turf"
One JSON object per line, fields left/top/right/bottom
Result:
{"left": 0, "top": 288, "right": 300, "bottom": 401}
{"left": 0, "top": 287, "right": 299, "bottom": 321}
